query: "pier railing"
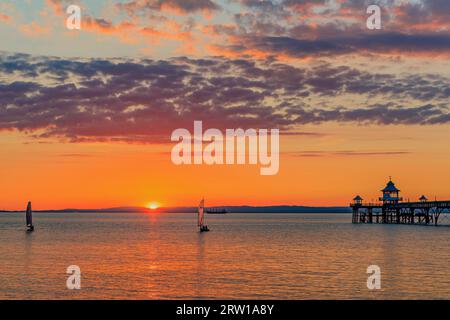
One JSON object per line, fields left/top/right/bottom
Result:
{"left": 351, "top": 200, "right": 450, "bottom": 208}
{"left": 350, "top": 200, "right": 450, "bottom": 226}
{"left": 396, "top": 201, "right": 450, "bottom": 208}
{"left": 350, "top": 202, "right": 382, "bottom": 207}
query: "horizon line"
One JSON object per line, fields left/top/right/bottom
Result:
{"left": 0, "top": 204, "right": 353, "bottom": 212}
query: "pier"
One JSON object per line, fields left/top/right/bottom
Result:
{"left": 351, "top": 179, "right": 450, "bottom": 226}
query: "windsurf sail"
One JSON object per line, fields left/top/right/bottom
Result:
{"left": 198, "top": 199, "right": 205, "bottom": 227}
{"left": 26, "top": 201, "right": 33, "bottom": 228}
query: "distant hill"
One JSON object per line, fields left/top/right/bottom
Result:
{"left": 221, "top": 206, "right": 351, "bottom": 213}
{"left": 0, "top": 205, "right": 351, "bottom": 213}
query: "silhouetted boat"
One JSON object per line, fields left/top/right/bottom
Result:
{"left": 206, "top": 208, "right": 227, "bottom": 214}
{"left": 26, "top": 201, "right": 34, "bottom": 232}
{"left": 198, "top": 199, "right": 209, "bottom": 232}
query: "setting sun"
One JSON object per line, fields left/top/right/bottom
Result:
{"left": 147, "top": 202, "right": 159, "bottom": 210}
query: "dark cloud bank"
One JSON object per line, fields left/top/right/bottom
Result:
{"left": 0, "top": 52, "right": 448, "bottom": 143}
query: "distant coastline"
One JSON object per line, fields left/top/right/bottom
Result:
{"left": 0, "top": 205, "right": 352, "bottom": 214}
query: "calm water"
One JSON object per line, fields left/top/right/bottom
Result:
{"left": 0, "top": 212, "right": 448, "bottom": 300}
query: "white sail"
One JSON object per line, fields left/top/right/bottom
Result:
{"left": 198, "top": 199, "right": 205, "bottom": 227}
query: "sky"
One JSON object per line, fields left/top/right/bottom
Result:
{"left": 0, "top": 0, "right": 449, "bottom": 210}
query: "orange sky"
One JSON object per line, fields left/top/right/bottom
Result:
{"left": 1, "top": 1, "right": 449, "bottom": 210}
{"left": 1, "top": 123, "right": 449, "bottom": 210}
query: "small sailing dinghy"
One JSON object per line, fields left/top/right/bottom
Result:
{"left": 26, "top": 201, "right": 34, "bottom": 232}
{"left": 198, "top": 199, "right": 209, "bottom": 232}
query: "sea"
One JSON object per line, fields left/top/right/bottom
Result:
{"left": 0, "top": 212, "right": 448, "bottom": 299}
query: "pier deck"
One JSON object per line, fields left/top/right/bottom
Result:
{"left": 350, "top": 200, "right": 450, "bottom": 226}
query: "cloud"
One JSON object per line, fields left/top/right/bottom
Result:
{"left": 0, "top": 13, "right": 12, "bottom": 23}
{"left": 56, "top": 153, "right": 93, "bottom": 158}
{"left": 116, "top": 0, "right": 220, "bottom": 15}
{"left": 19, "top": 22, "right": 51, "bottom": 37}
{"left": 160, "top": 0, "right": 220, "bottom": 13}
{"left": 1, "top": 0, "right": 436, "bottom": 60}
{"left": 285, "top": 103, "right": 450, "bottom": 125}
{"left": 0, "top": 52, "right": 448, "bottom": 144}
{"left": 290, "top": 150, "right": 411, "bottom": 157}
{"left": 215, "top": 0, "right": 450, "bottom": 59}
{"left": 222, "top": 32, "right": 450, "bottom": 59}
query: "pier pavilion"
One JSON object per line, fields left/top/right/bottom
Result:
{"left": 351, "top": 178, "right": 449, "bottom": 226}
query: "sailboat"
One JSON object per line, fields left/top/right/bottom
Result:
{"left": 198, "top": 199, "right": 209, "bottom": 232}
{"left": 26, "top": 201, "right": 34, "bottom": 232}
